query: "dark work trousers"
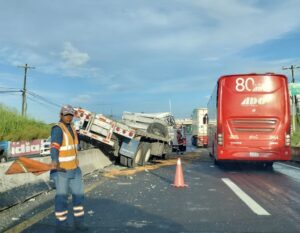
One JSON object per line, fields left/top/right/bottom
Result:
{"left": 53, "top": 167, "right": 85, "bottom": 226}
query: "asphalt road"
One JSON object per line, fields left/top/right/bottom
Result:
{"left": 2, "top": 148, "right": 300, "bottom": 233}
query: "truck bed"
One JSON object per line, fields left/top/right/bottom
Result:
{"left": 135, "top": 129, "right": 170, "bottom": 142}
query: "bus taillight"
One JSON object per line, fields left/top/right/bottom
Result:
{"left": 217, "top": 133, "right": 223, "bottom": 145}
{"left": 285, "top": 133, "right": 291, "bottom": 146}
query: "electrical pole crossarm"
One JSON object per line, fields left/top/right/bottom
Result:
{"left": 282, "top": 65, "right": 300, "bottom": 83}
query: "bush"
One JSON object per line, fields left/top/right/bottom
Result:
{"left": 0, "top": 104, "right": 51, "bottom": 141}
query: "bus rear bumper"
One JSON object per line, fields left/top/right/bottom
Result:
{"left": 217, "top": 148, "right": 291, "bottom": 161}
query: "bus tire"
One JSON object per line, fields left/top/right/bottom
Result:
{"left": 214, "top": 158, "right": 219, "bottom": 166}
{"left": 264, "top": 162, "right": 273, "bottom": 169}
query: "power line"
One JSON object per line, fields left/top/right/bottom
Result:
{"left": 27, "top": 95, "right": 59, "bottom": 110}
{"left": 0, "top": 86, "right": 21, "bottom": 90}
{"left": 27, "top": 91, "right": 61, "bottom": 108}
{"left": 0, "top": 90, "right": 21, "bottom": 93}
{"left": 1, "top": 75, "right": 62, "bottom": 115}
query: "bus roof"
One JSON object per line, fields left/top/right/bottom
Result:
{"left": 218, "top": 73, "right": 287, "bottom": 82}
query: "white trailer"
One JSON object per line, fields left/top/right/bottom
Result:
{"left": 191, "top": 108, "right": 208, "bottom": 147}
{"left": 74, "top": 108, "right": 172, "bottom": 168}
{"left": 122, "top": 111, "right": 185, "bottom": 153}
{"left": 122, "top": 111, "right": 176, "bottom": 138}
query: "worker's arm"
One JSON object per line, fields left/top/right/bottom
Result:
{"left": 50, "top": 125, "right": 63, "bottom": 168}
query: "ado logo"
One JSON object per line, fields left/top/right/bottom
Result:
{"left": 241, "top": 97, "right": 267, "bottom": 106}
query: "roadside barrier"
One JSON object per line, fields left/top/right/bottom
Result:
{"left": 0, "top": 148, "right": 112, "bottom": 211}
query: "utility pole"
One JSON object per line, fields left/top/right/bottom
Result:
{"left": 18, "top": 64, "right": 35, "bottom": 116}
{"left": 282, "top": 65, "right": 300, "bottom": 133}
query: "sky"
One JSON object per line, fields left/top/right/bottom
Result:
{"left": 1, "top": 0, "right": 300, "bottom": 123}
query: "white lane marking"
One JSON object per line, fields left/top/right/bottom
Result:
{"left": 222, "top": 178, "right": 270, "bottom": 216}
{"left": 276, "top": 162, "right": 300, "bottom": 171}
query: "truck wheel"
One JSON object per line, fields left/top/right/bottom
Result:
{"left": 179, "top": 145, "right": 186, "bottom": 152}
{"left": 147, "top": 122, "right": 168, "bottom": 138}
{"left": 162, "top": 154, "right": 169, "bottom": 160}
{"left": 141, "top": 143, "right": 151, "bottom": 165}
{"left": 120, "top": 155, "right": 128, "bottom": 166}
{"left": 0, "top": 154, "right": 8, "bottom": 163}
{"left": 80, "top": 139, "right": 94, "bottom": 150}
{"left": 127, "top": 144, "right": 143, "bottom": 168}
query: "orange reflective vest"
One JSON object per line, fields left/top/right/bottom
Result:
{"left": 57, "top": 122, "right": 79, "bottom": 170}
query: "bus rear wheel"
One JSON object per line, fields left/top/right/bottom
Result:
{"left": 264, "top": 162, "right": 273, "bottom": 168}
{"left": 213, "top": 158, "right": 219, "bottom": 166}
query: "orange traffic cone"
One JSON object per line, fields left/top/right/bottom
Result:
{"left": 172, "top": 158, "right": 188, "bottom": 188}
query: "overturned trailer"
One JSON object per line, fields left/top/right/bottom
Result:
{"left": 74, "top": 108, "right": 172, "bottom": 168}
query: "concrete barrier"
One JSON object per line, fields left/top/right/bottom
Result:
{"left": 0, "top": 149, "right": 112, "bottom": 210}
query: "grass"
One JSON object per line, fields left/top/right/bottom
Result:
{"left": 1, "top": 103, "right": 300, "bottom": 146}
{"left": 291, "top": 115, "right": 300, "bottom": 147}
{"left": 291, "top": 131, "right": 300, "bottom": 147}
{"left": 0, "top": 104, "right": 51, "bottom": 141}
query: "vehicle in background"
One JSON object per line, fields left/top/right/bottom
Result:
{"left": 207, "top": 73, "right": 291, "bottom": 167}
{"left": 74, "top": 108, "right": 172, "bottom": 168}
{"left": 0, "top": 141, "right": 10, "bottom": 163}
{"left": 40, "top": 137, "right": 51, "bottom": 156}
{"left": 0, "top": 139, "right": 47, "bottom": 161}
{"left": 191, "top": 108, "right": 208, "bottom": 147}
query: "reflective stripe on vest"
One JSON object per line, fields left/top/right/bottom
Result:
{"left": 57, "top": 123, "right": 79, "bottom": 170}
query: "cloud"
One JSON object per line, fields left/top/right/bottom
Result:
{"left": 61, "top": 42, "right": 90, "bottom": 67}
{"left": 1, "top": 0, "right": 300, "bottom": 122}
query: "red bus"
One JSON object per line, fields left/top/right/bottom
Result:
{"left": 207, "top": 73, "right": 291, "bottom": 167}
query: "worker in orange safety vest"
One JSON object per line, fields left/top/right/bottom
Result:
{"left": 50, "top": 105, "right": 88, "bottom": 233}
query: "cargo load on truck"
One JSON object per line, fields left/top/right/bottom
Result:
{"left": 122, "top": 111, "right": 186, "bottom": 153}
{"left": 74, "top": 108, "right": 173, "bottom": 168}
